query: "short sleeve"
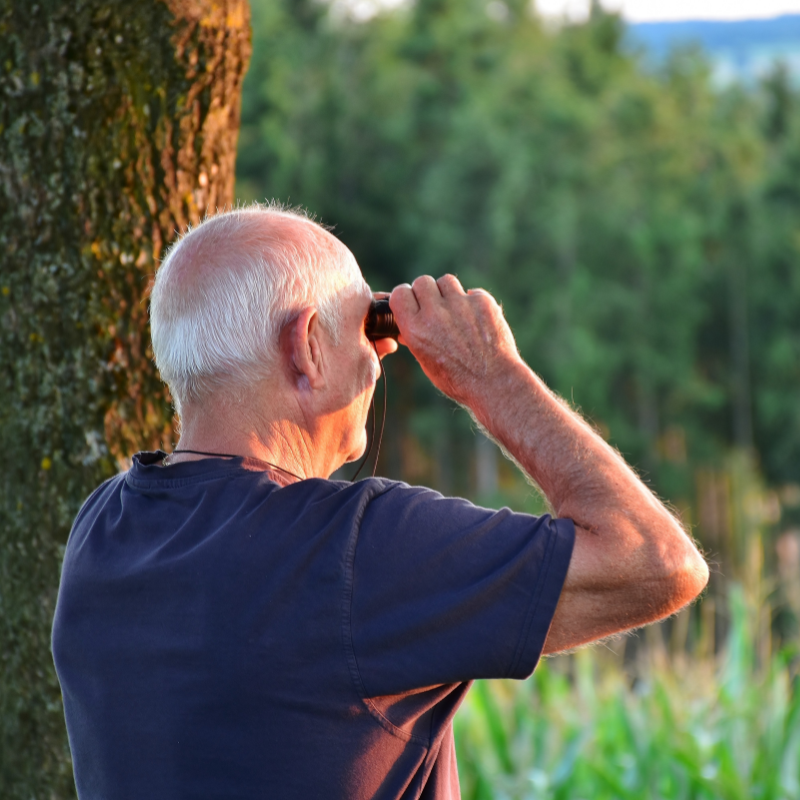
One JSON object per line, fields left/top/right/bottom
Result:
{"left": 349, "top": 482, "right": 575, "bottom": 698}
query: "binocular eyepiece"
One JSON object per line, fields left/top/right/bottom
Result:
{"left": 365, "top": 298, "right": 400, "bottom": 341}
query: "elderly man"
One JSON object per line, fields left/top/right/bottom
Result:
{"left": 52, "top": 205, "right": 708, "bottom": 799}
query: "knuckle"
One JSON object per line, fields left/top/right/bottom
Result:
{"left": 391, "top": 283, "right": 411, "bottom": 300}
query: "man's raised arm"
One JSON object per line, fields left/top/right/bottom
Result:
{"left": 389, "top": 274, "right": 709, "bottom": 654}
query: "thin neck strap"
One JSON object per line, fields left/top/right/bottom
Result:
{"left": 170, "top": 449, "right": 304, "bottom": 483}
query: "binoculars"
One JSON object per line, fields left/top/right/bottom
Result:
{"left": 365, "top": 298, "right": 400, "bottom": 341}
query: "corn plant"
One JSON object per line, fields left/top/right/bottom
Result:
{"left": 455, "top": 586, "right": 800, "bottom": 800}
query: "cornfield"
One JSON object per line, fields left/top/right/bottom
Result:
{"left": 455, "top": 586, "right": 800, "bottom": 800}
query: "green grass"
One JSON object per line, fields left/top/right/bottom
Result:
{"left": 454, "top": 588, "right": 800, "bottom": 800}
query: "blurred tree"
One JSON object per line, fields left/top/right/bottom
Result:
{"left": 237, "top": 0, "right": 800, "bottom": 639}
{"left": 237, "top": 0, "right": 800, "bottom": 477}
{"left": 750, "top": 66, "right": 800, "bottom": 486}
{"left": 0, "top": 0, "right": 250, "bottom": 795}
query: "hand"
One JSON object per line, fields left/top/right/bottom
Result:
{"left": 389, "top": 275, "right": 521, "bottom": 408}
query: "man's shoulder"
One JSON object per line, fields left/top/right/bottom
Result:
{"left": 74, "top": 471, "right": 127, "bottom": 524}
{"left": 327, "top": 476, "right": 448, "bottom": 508}
{"left": 326, "top": 475, "right": 407, "bottom": 496}
{"left": 72, "top": 458, "right": 445, "bottom": 536}
{"left": 298, "top": 476, "right": 415, "bottom": 513}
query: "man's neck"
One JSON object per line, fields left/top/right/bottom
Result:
{"left": 174, "top": 398, "right": 324, "bottom": 480}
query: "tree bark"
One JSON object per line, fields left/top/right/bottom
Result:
{"left": 0, "top": 1, "right": 250, "bottom": 795}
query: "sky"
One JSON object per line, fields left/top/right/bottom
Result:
{"left": 539, "top": 0, "right": 800, "bottom": 23}
{"left": 344, "top": 0, "right": 800, "bottom": 23}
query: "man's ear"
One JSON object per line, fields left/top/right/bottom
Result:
{"left": 282, "top": 307, "right": 325, "bottom": 390}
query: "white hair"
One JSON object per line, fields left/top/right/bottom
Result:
{"left": 149, "top": 204, "right": 368, "bottom": 413}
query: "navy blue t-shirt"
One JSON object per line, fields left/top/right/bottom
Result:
{"left": 52, "top": 452, "right": 574, "bottom": 799}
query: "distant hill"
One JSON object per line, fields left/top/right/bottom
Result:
{"left": 628, "top": 14, "right": 800, "bottom": 83}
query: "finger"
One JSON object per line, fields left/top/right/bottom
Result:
{"left": 411, "top": 274, "right": 443, "bottom": 309}
{"left": 437, "top": 274, "right": 466, "bottom": 297}
{"left": 375, "top": 337, "right": 398, "bottom": 359}
{"left": 390, "top": 283, "right": 420, "bottom": 315}
{"left": 467, "top": 287, "right": 498, "bottom": 309}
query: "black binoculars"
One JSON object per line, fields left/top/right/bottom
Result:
{"left": 365, "top": 298, "right": 400, "bottom": 341}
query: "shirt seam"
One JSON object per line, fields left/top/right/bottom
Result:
{"left": 70, "top": 473, "right": 124, "bottom": 531}
{"left": 125, "top": 465, "right": 298, "bottom": 491}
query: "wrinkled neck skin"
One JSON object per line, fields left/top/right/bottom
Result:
{"left": 172, "top": 377, "right": 358, "bottom": 481}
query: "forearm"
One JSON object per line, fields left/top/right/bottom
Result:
{"left": 469, "top": 357, "right": 661, "bottom": 533}
{"left": 468, "top": 356, "right": 708, "bottom": 638}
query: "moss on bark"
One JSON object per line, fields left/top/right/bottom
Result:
{"left": 0, "top": 1, "right": 250, "bottom": 794}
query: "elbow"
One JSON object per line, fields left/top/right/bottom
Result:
{"left": 654, "top": 542, "right": 709, "bottom": 617}
{"left": 680, "top": 548, "right": 710, "bottom": 604}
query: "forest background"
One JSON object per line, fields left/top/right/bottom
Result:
{"left": 3, "top": 0, "right": 800, "bottom": 797}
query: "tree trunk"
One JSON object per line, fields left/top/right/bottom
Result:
{"left": 0, "top": 1, "right": 250, "bottom": 795}
{"left": 728, "top": 257, "right": 754, "bottom": 452}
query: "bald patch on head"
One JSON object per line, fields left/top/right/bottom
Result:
{"left": 149, "top": 203, "right": 369, "bottom": 413}
{"left": 164, "top": 209, "right": 350, "bottom": 289}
